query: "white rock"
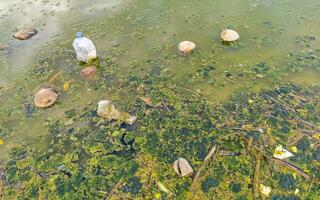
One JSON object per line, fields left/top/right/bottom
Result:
{"left": 97, "top": 100, "right": 121, "bottom": 121}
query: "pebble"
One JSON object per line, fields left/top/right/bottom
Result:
{"left": 220, "top": 29, "right": 240, "bottom": 42}
{"left": 178, "top": 41, "right": 196, "bottom": 55}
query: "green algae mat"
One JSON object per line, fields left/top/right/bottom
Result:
{"left": 0, "top": 0, "right": 320, "bottom": 199}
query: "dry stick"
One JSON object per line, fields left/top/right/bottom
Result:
{"left": 48, "top": 70, "right": 63, "bottom": 84}
{"left": 307, "top": 175, "right": 315, "bottom": 196}
{"left": 236, "top": 134, "right": 312, "bottom": 180}
{"left": 190, "top": 145, "right": 218, "bottom": 195}
{"left": 253, "top": 145, "right": 262, "bottom": 199}
{"left": 264, "top": 94, "right": 320, "bottom": 131}
{"left": 0, "top": 167, "right": 5, "bottom": 200}
{"left": 105, "top": 180, "right": 123, "bottom": 200}
{"left": 271, "top": 158, "right": 311, "bottom": 180}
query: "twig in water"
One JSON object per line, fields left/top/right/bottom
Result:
{"left": 190, "top": 145, "right": 219, "bottom": 195}
{"left": 48, "top": 70, "right": 63, "bottom": 84}
{"left": 105, "top": 180, "right": 123, "bottom": 200}
{"left": 253, "top": 144, "right": 262, "bottom": 198}
{"left": 272, "top": 158, "right": 310, "bottom": 180}
{"left": 307, "top": 175, "right": 315, "bottom": 196}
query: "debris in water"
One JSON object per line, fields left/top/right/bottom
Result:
{"left": 97, "top": 100, "right": 121, "bottom": 121}
{"left": 178, "top": 41, "right": 196, "bottom": 55}
{"left": 0, "top": 139, "right": 4, "bottom": 145}
{"left": 260, "top": 184, "right": 271, "bottom": 196}
{"left": 63, "top": 81, "right": 71, "bottom": 91}
{"left": 220, "top": 29, "right": 240, "bottom": 42}
{"left": 126, "top": 115, "right": 137, "bottom": 125}
{"left": 14, "top": 27, "right": 38, "bottom": 40}
{"left": 138, "top": 96, "right": 153, "bottom": 106}
{"left": 80, "top": 66, "right": 97, "bottom": 80}
{"left": 273, "top": 145, "right": 294, "bottom": 159}
{"left": 136, "top": 84, "right": 145, "bottom": 95}
{"left": 157, "top": 181, "right": 172, "bottom": 194}
{"left": 34, "top": 87, "right": 59, "bottom": 108}
{"left": 73, "top": 32, "right": 97, "bottom": 63}
{"left": 173, "top": 158, "right": 194, "bottom": 177}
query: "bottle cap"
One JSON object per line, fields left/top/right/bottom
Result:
{"left": 76, "top": 32, "right": 84, "bottom": 37}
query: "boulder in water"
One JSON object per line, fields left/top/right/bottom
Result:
{"left": 220, "top": 29, "right": 240, "bottom": 42}
{"left": 178, "top": 41, "right": 196, "bottom": 55}
{"left": 14, "top": 27, "right": 38, "bottom": 40}
{"left": 34, "top": 87, "right": 59, "bottom": 108}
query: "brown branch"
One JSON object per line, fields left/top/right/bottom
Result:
{"left": 0, "top": 167, "right": 5, "bottom": 200}
{"left": 190, "top": 145, "right": 219, "bottom": 195}
{"left": 48, "top": 70, "right": 63, "bottom": 84}
{"left": 105, "top": 180, "right": 123, "bottom": 200}
{"left": 271, "top": 158, "right": 310, "bottom": 180}
{"left": 253, "top": 145, "right": 262, "bottom": 198}
{"left": 264, "top": 95, "right": 320, "bottom": 131}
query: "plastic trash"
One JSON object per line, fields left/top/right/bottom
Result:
{"left": 72, "top": 32, "right": 97, "bottom": 63}
{"left": 273, "top": 145, "right": 294, "bottom": 159}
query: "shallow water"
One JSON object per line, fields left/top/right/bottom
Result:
{"left": 0, "top": 0, "right": 320, "bottom": 198}
{"left": 0, "top": 0, "right": 319, "bottom": 158}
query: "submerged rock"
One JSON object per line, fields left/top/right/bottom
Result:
{"left": 173, "top": 158, "right": 194, "bottom": 177}
{"left": 178, "top": 41, "right": 196, "bottom": 55}
{"left": 14, "top": 27, "right": 38, "bottom": 40}
{"left": 34, "top": 87, "right": 59, "bottom": 108}
{"left": 80, "top": 66, "right": 97, "bottom": 80}
{"left": 220, "top": 29, "right": 240, "bottom": 42}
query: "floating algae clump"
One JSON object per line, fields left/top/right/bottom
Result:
{"left": 201, "top": 177, "right": 219, "bottom": 193}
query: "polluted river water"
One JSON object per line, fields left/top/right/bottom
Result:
{"left": 0, "top": 0, "right": 320, "bottom": 199}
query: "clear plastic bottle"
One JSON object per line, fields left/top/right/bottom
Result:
{"left": 72, "top": 32, "right": 97, "bottom": 63}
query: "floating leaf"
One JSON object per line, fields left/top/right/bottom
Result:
{"left": 0, "top": 138, "right": 4, "bottom": 145}
{"left": 63, "top": 81, "right": 71, "bottom": 91}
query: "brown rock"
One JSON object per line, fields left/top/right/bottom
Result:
{"left": 34, "top": 87, "right": 59, "bottom": 108}
{"left": 220, "top": 29, "right": 240, "bottom": 42}
{"left": 80, "top": 66, "right": 97, "bottom": 80}
{"left": 14, "top": 27, "right": 38, "bottom": 40}
{"left": 178, "top": 41, "right": 196, "bottom": 55}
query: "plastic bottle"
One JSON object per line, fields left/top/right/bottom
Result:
{"left": 72, "top": 32, "right": 97, "bottom": 63}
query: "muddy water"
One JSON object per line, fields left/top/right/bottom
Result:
{"left": 0, "top": 0, "right": 320, "bottom": 158}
